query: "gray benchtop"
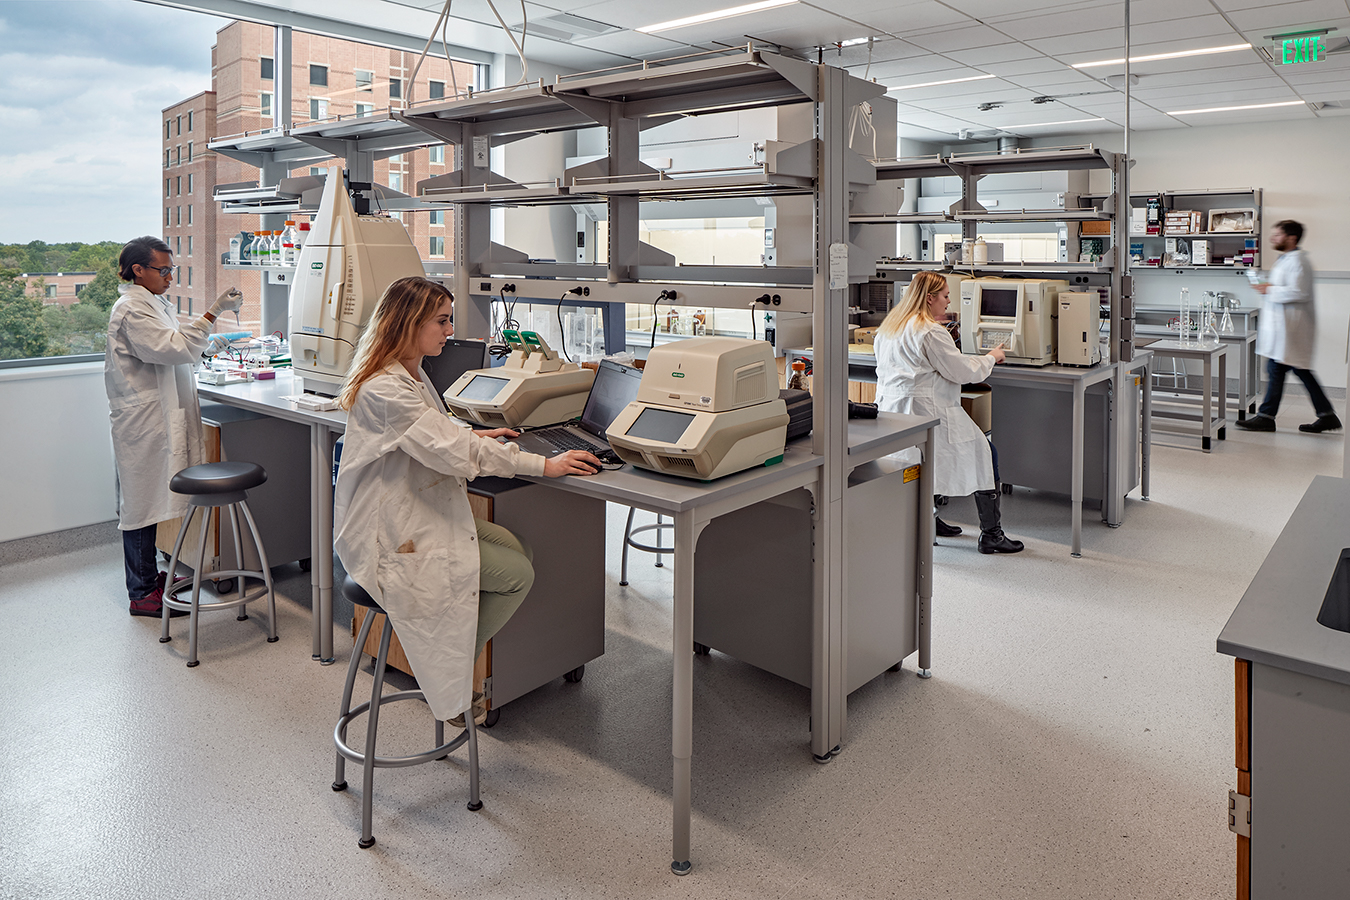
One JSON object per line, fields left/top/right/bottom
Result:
{"left": 1217, "top": 475, "right": 1350, "bottom": 686}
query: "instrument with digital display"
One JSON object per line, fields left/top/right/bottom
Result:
{"left": 957, "top": 277, "right": 1069, "bottom": 366}
{"left": 442, "top": 330, "right": 595, "bottom": 428}
{"left": 607, "top": 337, "right": 789, "bottom": 481}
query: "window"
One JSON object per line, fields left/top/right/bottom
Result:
{"left": 389, "top": 153, "right": 402, "bottom": 164}
{"left": 176, "top": 115, "right": 181, "bottom": 136}
{"left": 176, "top": 296, "right": 182, "bottom": 313}
{"left": 165, "top": 179, "right": 171, "bottom": 198}
{"left": 261, "top": 56, "right": 273, "bottom": 80}
{"left": 260, "top": 92, "right": 273, "bottom": 118}
{"left": 389, "top": 174, "right": 402, "bottom": 193}
{"left": 355, "top": 103, "right": 373, "bottom": 118}
{"left": 187, "top": 174, "right": 193, "bottom": 194}
{"left": 309, "top": 64, "right": 327, "bottom": 86}
{"left": 310, "top": 98, "right": 329, "bottom": 120}
{"left": 187, "top": 205, "right": 192, "bottom": 225}
{"left": 164, "top": 149, "right": 170, "bottom": 168}
{"left": 175, "top": 146, "right": 180, "bottom": 165}
{"left": 175, "top": 206, "right": 180, "bottom": 225}
{"left": 389, "top": 77, "right": 401, "bottom": 99}
{"left": 429, "top": 209, "right": 444, "bottom": 226}
{"left": 187, "top": 297, "right": 192, "bottom": 315}
{"left": 355, "top": 69, "right": 373, "bottom": 91}
{"left": 175, "top": 236, "right": 181, "bottom": 255}
{"left": 310, "top": 167, "right": 323, "bottom": 176}
{"left": 75, "top": 283, "right": 87, "bottom": 296}
{"left": 175, "top": 176, "right": 181, "bottom": 196}
{"left": 164, "top": 207, "right": 170, "bottom": 226}
{"left": 187, "top": 267, "right": 192, "bottom": 287}
{"left": 45, "top": 285, "right": 58, "bottom": 299}
{"left": 164, "top": 120, "right": 170, "bottom": 140}
{"left": 429, "top": 144, "right": 444, "bottom": 165}
{"left": 187, "top": 236, "right": 193, "bottom": 257}
{"left": 429, "top": 236, "right": 445, "bottom": 257}
{"left": 186, "top": 142, "right": 192, "bottom": 162}
{"left": 187, "top": 110, "right": 193, "bottom": 132}
{"left": 429, "top": 80, "right": 445, "bottom": 100}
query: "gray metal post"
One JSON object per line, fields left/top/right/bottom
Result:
{"left": 811, "top": 63, "right": 848, "bottom": 760}
{"left": 273, "top": 26, "right": 292, "bottom": 130}
{"left": 452, "top": 131, "right": 494, "bottom": 340}
{"left": 259, "top": 154, "right": 290, "bottom": 337}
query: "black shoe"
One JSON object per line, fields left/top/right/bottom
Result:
{"left": 935, "top": 517, "right": 962, "bottom": 537}
{"left": 978, "top": 529, "right": 1024, "bottom": 554}
{"left": 1236, "top": 414, "right": 1276, "bottom": 432}
{"left": 1299, "top": 413, "right": 1342, "bottom": 433}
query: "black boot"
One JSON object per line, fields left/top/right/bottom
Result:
{"left": 935, "top": 516, "right": 962, "bottom": 537}
{"left": 974, "top": 489, "right": 1024, "bottom": 554}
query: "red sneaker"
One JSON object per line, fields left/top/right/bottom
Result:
{"left": 129, "top": 586, "right": 187, "bottom": 618}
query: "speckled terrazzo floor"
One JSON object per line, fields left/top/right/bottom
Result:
{"left": 1, "top": 391, "right": 1342, "bottom": 900}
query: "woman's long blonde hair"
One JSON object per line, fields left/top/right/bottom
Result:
{"left": 339, "top": 276, "right": 452, "bottom": 410}
{"left": 875, "top": 271, "right": 948, "bottom": 340}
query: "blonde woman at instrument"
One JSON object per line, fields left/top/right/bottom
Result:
{"left": 334, "top": 276, "right": 601, "bottom": 726}
{"left": 873, "top": 270, "right": 1023, "bottom": 554}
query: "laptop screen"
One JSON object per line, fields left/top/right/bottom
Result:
{"left": 579, "top": 360, "right": 645, "bottom": 437}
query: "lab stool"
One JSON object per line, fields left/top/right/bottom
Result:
{"left": 619, "top": 508, "right": 673, "bottom": 586}
{"left": 333, "top": 575, "right": 481, "bottom": 849}
{"left": 160, "top": 461, "right": 278, "bottom": 667}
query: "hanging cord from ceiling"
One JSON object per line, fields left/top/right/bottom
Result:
{"left": 409, "top": 0, "right": 530, "bottom": 107}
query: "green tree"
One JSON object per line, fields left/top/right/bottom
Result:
{"left": 0, "top": 268, "right": 49, "bottom": 359}
{"left": 79, "top": 263, "right": 122, "bottom": 311}
{"left": 67, "top": 241, "right": 121, "bottom": 273}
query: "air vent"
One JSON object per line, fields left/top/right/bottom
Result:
{"left": 513, "top": 13, "right": 619, "bottom": 42}
{"left": 863, "top": 281, "right": 893, "bottom": 314}
{"left": 659, "top": 455, "right": 698, "bottom": 471}
{"left": 733, "top": 362, "right": 767, "bottom": 404}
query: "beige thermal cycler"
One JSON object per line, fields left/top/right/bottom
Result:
{"left": 442, "top": 330, "right": 595, "bottom": 428}
{"left": 607, "top": 337, "right": 789, "bottom": 481}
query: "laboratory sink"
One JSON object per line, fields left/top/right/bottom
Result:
{"left": 1315, "top": 549, "right": 1350, "bottom": 633}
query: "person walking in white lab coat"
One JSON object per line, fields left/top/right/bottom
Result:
{"left": 333, "top": 276, "right": 601, "bottom": 726}
{"left": 1237, "top": 219, "right": 1341, "bottom": 433}
{"left": 874, "top": 270, "right": 1023, "bottom": 554}
{"left": 105, "top": 236, "right": 243, "bottom": 617}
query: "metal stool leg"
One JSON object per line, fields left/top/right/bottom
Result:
{"left": 620, "top": 507, "right": 636, "bottom": 585}
{"left": 228, "top": 503, "right": 247, "bottom": 620}
{"left": 334, "top": 608, "right": 378, "bottom": 792}
{"left": 466, "top": 714, "right": 482, "bottom": 811}
{"left": 237, "top": 499, "right": 278, "bottom": 643}
{"left": 653, "top": 514, "right": 665, "bottom": 567}
{"left": 186, "top": 504, "right": 212, "bottom": 668}
{"left": 161, "top": 509, "right": 194, "bottom": 644}
{"left": 359, "top": 618, "right": 395, "bottom": 848}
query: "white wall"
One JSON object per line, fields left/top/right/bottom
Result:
{"left": 0, "top": 363, "right": 118, "bottom": 542}
{"left": 1045, "top": 118, "right": 1350, "bottom": 386}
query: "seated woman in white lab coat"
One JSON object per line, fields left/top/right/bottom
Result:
{"left": 873, "top": 270, "right": 1023, "bottom": 554}
{"left": 334, "top": 276, "right": 601, "bottom": 726}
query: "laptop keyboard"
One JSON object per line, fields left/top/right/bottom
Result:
{"left": 534, "top": 427, "right": 606, "bottom": 453}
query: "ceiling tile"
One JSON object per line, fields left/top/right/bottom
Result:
{"left": 994, "top": 8, "right": 1123, "bottom": 41}
{"left": 1225, "top": 0, "right": 1350, "bottom": 32}
{"left": 907, "top": 24, "right": 1011, "bottom": 52}
{"left": 973, "top": 56, "right": 1071, "bottom": 76}
{"left": 1124, "top": 0, "right": 1223, "bottom": 25}
{"left": 844, "top": 3, "right": 976, "bottom": 34}
{"left": 943, "top": 43, "right": 1043, "bottom": 65}
{"left": 568, "top": 30, "right": 692, "bottom": 56}
{"left": 1128, "top": 15, "right": 1238, "bottom": 45}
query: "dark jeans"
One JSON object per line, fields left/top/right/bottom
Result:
{"left": 1259, "top": 359, "right": 1333, "bottom": 419}
{"left": 123, "top": 524, "right": 159, "bottom": 603}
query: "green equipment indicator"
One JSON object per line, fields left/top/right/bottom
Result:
{"left": 1279, "top": 35, "right": 1327, "bottom": 64}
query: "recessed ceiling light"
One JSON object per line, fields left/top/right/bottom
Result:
{"left": 889, "top": 73, "right": 997, "bottom": 91}
{"left": 1072, "top": 43, "right": 1251, "bottom": 69}
{"left": 1001, "top": 117, "right": 1106, "bottom": 129}
{"left": 1167, "top": 100, "right": 1305, "bottom": 115}
{"left": 637, "top": 0, "right": 798, "bottom": 34}
{"left": 838, "top": 36, "right": 871, "bottom": 47}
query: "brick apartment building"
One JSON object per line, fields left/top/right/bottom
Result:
{"left": 164, "top": 21, "right": 475, "bottom": 333}
{"left": 21, "top": 272, "right": 98, "bottom": 306}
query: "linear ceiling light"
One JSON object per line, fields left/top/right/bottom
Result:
{"left": 890, "top": 73, "right": 997, "bottom": 90}
{"left": 1072, "top": 43, "right": 1251, "bottom": 69}
{"left": 1167, "top": 100, "right": 1305, "bottom": 115}
{"left": 1002, "top": 117, "right": 1106, "bottom": 128}
{"left": 637, "top": 0, "right": 798, "bottom": 34}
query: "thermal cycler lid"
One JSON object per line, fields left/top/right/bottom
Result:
{"left": 637, "top": 337, "right": 777, "bottom": 414}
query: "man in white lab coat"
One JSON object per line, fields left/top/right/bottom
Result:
{"left": 1238, "top": 220, "right": 1340, "bottom": 434}
{"left": 104, "top": 236, "right": 243, "bottom": 617}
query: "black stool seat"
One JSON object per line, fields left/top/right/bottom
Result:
{"left": 342, "top": 576, "right": 384, "bottom": 614}
{"left": 170, "top": 461, "right": 267, "bottom": 495}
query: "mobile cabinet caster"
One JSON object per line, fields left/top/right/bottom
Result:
{"left": 563, "top": 664, "right": 585, "bottom": 683}
{"left": 483, "top": 707, "right": 501, "bottom": 728}
{"left": 214, "top": 578, "right": 237, "bottom": 594}
{"left": 693, "top": 642, "right": 711, "bottom": 656}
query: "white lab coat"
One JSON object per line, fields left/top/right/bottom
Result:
{"left": 1256, "top": 248, "right": 1316, "bottom": 370}
{"left": 874, "top": 320, "right": 996, "bottom": 498}
{"left": 333, "top": 361, "right": 547, "bottom": 721}
{"left": 104, "top": 284, "right": 214, "bottom": 530}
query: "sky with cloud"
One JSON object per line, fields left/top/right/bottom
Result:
{"left": 0, "top": 1, "right": 229, "bottom": 244}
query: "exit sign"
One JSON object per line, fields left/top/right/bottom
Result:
{"left": 1279, "top": 35, "right": 1327, "bottom": 64}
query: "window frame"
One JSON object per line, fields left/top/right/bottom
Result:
{"left": 309, "top": 64, "right": 328, "bottom": 87}
{"left": 309, "top": 97, "right": 329, "bottom": 121}
{"left": 261, "top": 56, "right": 274, "bottom": 80}
{"left": 261, "top": 91, "right": 273, "bottom": 118}
{"left": 429, "top": 235, "right": 445, "bottom": 257}
{"left": 429, "top": 144, "right": 445, "bottom": 165}
{"left": 428, "top": 79, "right": 445, "bottom": 100}
{"left": 355, "top": 68, "right": 373, "bottom": 92}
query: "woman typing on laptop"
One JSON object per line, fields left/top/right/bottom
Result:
{"left": 334, "top": 276, "right": 601, "bottom": 727}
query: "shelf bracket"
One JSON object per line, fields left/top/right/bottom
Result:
{"left": 551, "top": 90, "right": 616, "bottom": 126}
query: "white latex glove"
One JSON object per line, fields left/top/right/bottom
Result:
{"left": 210, "top": 287, "right": 244, "bottom": 316}
{"left": 204, "top": 334, "right": 232, "bottom": 357}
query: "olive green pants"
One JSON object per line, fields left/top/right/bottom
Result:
{"left": 474, "top": 518, "right": 535, "bottom": 658}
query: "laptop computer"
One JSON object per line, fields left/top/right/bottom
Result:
{"left": 511, "top": 359, "right": 644, "bottom": 460}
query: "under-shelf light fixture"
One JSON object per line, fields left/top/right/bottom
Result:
{"left": 1072, "top": 43, "right": 1251, "bottom": 69}
{"left": 1167, "top": 100, "right": 1305, "bottom": 115}
{"left": 637, "top": 0, "right": 798, "bottom": 34}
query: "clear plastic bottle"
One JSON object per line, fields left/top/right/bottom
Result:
{"left": 281, "top": 221, "right": 299, "bottom": 266}
{"left": 228, "top": 233, "right": 242, "bottom": 264}
{"left": 255, "top": 231, "right": 268, "bottom": 265}
{"left": 271, "top": 230, "right": 284, "bottom": 265}
{"left": 297, "top": 221, "right": 310, "bottom": 253}
{"left": 788, "top": 359, "right": 808, "bottom": 391}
